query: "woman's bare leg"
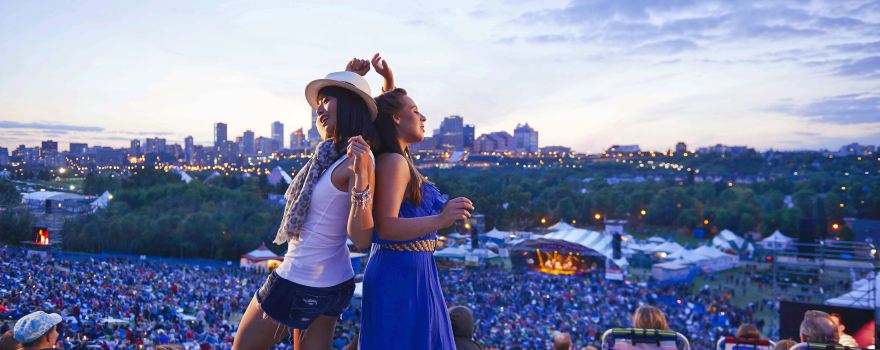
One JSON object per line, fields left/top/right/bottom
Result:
{"left": 299, "top": 315, "right": 339, "bottom": 350}
{"left": 232, "top": 296, "right": 290, "bottom": 350}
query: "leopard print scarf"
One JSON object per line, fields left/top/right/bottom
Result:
{"left": 272, "top": 140, "right": 341, "bottom": 245}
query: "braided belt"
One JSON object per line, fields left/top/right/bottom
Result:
{"left": 381, "top": 239, "right": 438, "bottom": 252}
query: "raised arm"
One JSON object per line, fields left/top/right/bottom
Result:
{"left": 374, "top": 153, "right": 473, "bottom": 241}
{"left": 371, "top": 53, "right": 395, "bottom": 93}
{"left": 345, "top": 136, "right": 375, "bottom": 251}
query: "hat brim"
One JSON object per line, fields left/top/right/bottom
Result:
{"left": 305, "top": 79, "right": 378, "bottom": 121}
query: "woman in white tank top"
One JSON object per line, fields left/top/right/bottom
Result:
{"left": 233, "top": 60, "right": 381, "bottom": 350}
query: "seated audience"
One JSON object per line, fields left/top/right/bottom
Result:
{"left": 632, "top": 305, "right": 670, "bottom": 330}
{"left": 799, "top": 310, "right": 839, "bottom": 344}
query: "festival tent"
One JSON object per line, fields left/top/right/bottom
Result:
{"left": 826, "top": 278, "right": 875, "bottom": 309}
{"left": 647, "top": 241, "right": 685, "bottom": 256}
{"left": 646, "top": 236, "right": 667, "bottom": 244}
{"left": 90, "top": 191, "right": 111, "bottom": 211}
{"left": 652, "top": 261, "right": 695, "bottom": 282}
{"left": 267, "top": 166, "right": 293, "bottom": 186}
{"left": 169, "top": 167, "right": 193, "bottom": 183}
{"left": 434, "top": 246, "right": 468, "bottom": 259}
{"left": 712, "top": 229, "right": 755, "bottom": 254}
{"left": 548, "top": 221, "right": 576, "bottom": 232}
{"left": 759, "top": 230, "right": 794, "bottom": 250}
{"left": 690, "top": 246, "right": 739, "bottom": 272}
{"left": 239, "top": 243, "right": 282, "bottom": 272}
{"left": 484, "top": 228, "right": 510, "bottom": 243}
{"left": 469, "top": 248, "right": 499, "bottom": 259}
{"left": 542, "top": 228, "right": 629, "bottom": 269}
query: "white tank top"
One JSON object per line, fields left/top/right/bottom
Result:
{"left": 274, "top": 155, "right": 354, "bottom": 287}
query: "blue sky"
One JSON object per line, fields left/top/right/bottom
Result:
{"left": 1, "top": 0, "right": 878, "bottom": 152}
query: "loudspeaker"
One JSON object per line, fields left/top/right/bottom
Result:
{"left": 798, "top": 219, "right": 816, "bottom": 258}
{"left": 612, "top": 233, "right": 622, "bottom": 260}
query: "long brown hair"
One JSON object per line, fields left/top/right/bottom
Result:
{"left": 632, "top": 305, "right": 669, "bottom": 330}
{"left": 374, "top": 88, "right": 425, "bottom": 205}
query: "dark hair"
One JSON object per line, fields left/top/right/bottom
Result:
{"left": 0, "top": 331, "right": 22, "bottom": 350}
{"left": 735, "top": 324, "right": 761, "bottom": 339}
{"left": 374, "top": 88, "right": 425, "bottom": 205}
{"left": 318, "top": 86, "right": 380, "bottom": 157}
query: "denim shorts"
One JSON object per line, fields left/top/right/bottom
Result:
{"left": 255, "top": 271, "right": 355, "bottom": 330}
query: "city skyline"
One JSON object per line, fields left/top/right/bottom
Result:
{"left": 1, "top": 1, "right": 879, "bottom": 152}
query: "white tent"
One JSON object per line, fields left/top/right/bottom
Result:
{"left": 268, "top": 166, "right": 293, "bottom": 186}
{"left": 648, "top": 241, "right": 685, "bottom": 256}
{"left": 548, "top": 221, "right": 576, "bottom": 232}
{"left": 469, "top": 248, "right": 499, "bottom": 259}
{"left": 712, "top": 229, "right": 755, "bottom": 253}
{"left": 646, "top": 236, "right": 667, "bottom": 244}
{"left": 652, "top": 261, "right": 693, "bottom": 282}
{"left": 240, "top": 243, "right": 282, "bottom": 272}
{"left": 543, "top": 228, "right": 629, "bottom": 269}
{"left": 90, "top": 191, "right": 111, "bottom": 210}
{"left": 760, "top": 230, "right": 794, "bottom": 250}
{"left": 170, "top": 167, "right": 193, "bottom": 183}
{"left": 826, "top": 278, "right": 875, "bottom": 309}
{"left": 484, "top": 228, "right": 509, "bottom": 241}
{"left": 434, "top": 246, "right": 468, "bottom": 259}
{"left": 685, "top": 245, "right": 739, "bottom": 272}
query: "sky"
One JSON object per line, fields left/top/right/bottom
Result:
{"left": 0, "top": 0, "right": 879, "bottom": 153}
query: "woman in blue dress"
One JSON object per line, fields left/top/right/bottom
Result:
{"left": 359, "top": 81, "right": 475, "bottom": 349}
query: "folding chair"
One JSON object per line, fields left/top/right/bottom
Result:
{"left": 601, "top": 328, "right": 691, "bottom": 350}
{"left": 716, "top": 336, "right": 775, "bottom": 350}
{"left": 789, "top": 343, "right": 868, "bottom": 350}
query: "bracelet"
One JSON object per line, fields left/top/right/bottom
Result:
{"left": 351, "top": 184, "right": 371, "bottom": 209}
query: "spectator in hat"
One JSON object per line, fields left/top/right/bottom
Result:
{"left": 13, "top": 311, "right": 61, "bottom": 350}
{"left": 449, "top": 305, "right": 484, "bottom": 350}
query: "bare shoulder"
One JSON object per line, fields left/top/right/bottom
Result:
{"left": 376, "top": 153, "right": 410, "bottom": 181}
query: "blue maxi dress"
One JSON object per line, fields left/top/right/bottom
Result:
{"left": 360, "top": 182, "right": 455, "bottom": 349}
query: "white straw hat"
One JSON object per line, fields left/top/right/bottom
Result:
{"left": 305, "top": 71, "right": 378, "bottom": 120}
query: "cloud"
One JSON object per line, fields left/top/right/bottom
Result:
{"left": 0, "top": 121, "right": 104, "bottom": 132}
{"left": 513, "top": 0, "right": 879, "bottom": 60}
{"left": 834, "top": 56, "right": 880, "bottom": 78}
{"left": 777, "top": 93, "right": 880, "bottom": 124}
{"left": 828, "top": 41, "right": 880, "bottom": 53}
{"left": 634, "top": 39, "right": 699, "bottom": 54}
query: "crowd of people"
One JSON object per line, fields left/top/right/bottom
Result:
{"left": 0, "top": 247, "right": 863, "bottom": 350}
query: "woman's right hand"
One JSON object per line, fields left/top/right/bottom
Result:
{"left": 437, "top": 197, "right": 474, "bottom": 228}
{"left": 345, "top": 58, "right": 370, "bottom": 76}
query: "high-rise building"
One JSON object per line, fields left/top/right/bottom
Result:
{"left": 0, "top": 147, "right": 8, "bottom": 166}
{"left": 463, "top": 124, "right": 475, "bottom": 150}
{"left": 69, "top": 143, "right": 88, "bottom": 156}
{"left": 290, "top": 128, "right": 306, "bottom": 150}
{"left": 271, "top": 121, "right": 284, "bottom": 151}
{"left": 439, "top": 115, "right": 464, "bottom": 150}
{"left": 308, "top": 110, "right": 321, "bottom": 147}
{"left": 214, "top": 122, "right": 228, "bottom": 148}
{"left": 40, "top": 140, "right": 58, "bottom": 159}
{"left": 675, "top": 142, "right": 688, "bottom": 153}
{"left": 144, "top": 137, "right": 167, "bottom": 154}
{"left": 475, "top": 131, "right": 514, "bottom": 153}
{"left": 184, "top": 136, "right": 194, "bottom": 165}
{"left": 130, "top": 139, "right": 141, "bottom": 155}
{"left": 256, "top": 137, "right": 274, "bottom": 155}
{"left": 242, "top": 130, "right": 256, "bottom": 155}
{"left": 513, "top": 123, "right": 539, "bottom": 153}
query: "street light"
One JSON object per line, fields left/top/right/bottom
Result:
{"left": 640, "top": 209, "right": 647, "bottom": 216}
{"left": 594, "top": 213, "right": 602, "bottom": 221}
{"left": 540, "top": 217, "right": 547, "bottom": 225}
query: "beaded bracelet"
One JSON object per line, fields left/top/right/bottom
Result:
{"left": 351, "top": 184, "right": 371, "bottom": 209}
